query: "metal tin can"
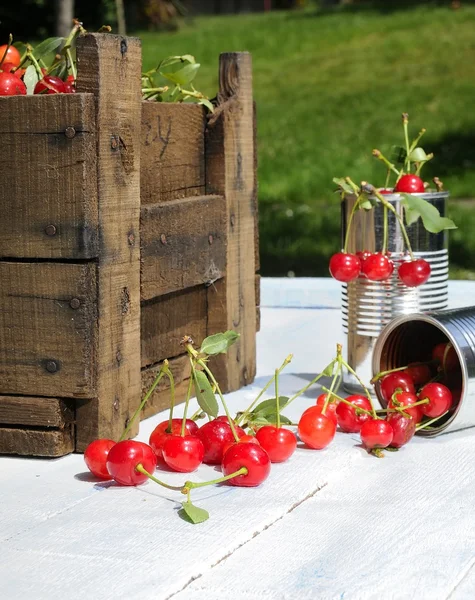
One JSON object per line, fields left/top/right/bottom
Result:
{"left": 372, "top": 306, "right": 475, "bottom": 436}
{"left": 341, "top": 191, "right": 449, "bottom": 393}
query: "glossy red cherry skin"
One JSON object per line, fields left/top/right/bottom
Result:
{"left": 419, "top": 382, "right": 452, "bottom": 418}
{"left": 387, "top": 413, "right": 416, "bottom": 448}
{"left": 404, "top": 363, "right": 432, "bottom": 386}
{"left": 360, "top": 418, "right": 394, "bottom": 449}
{"left": 388, "top": 390, "right": 424, "bottom": 423}
{"left": 34, "top": 74, "right": 66, "bottom": 94}
{"left": 379, "top": 372, "right": 415, "bottom": 404}
{"left": 0, "top": 71, "right": 26, "bottom": 95}
{"left": 255, "top": 426, "right": 297, "bottom": 462}
{"left": 298, "top": 407, "right": 336, "bottom": 449}
{"left": 0, "top": 44, "right": 21, "bottom": 67}
{"left": 315, "top": 393, "right": 338, "bottom": 426}
{"left": 106, "top": 440, "right": 157, "bottom": 486}
{"left": 222, "top": 442, "right": 271, "bottom": 487}
{"left": 361, "top": 253, "right": 394, "bottom": 281}
{"left": 432, "top": 342, "right": 459, "bottom": 373}
{"left": 149, "top": 418, "right": 199, "bottom": 460}
{"left": 356, "top": 250, "right": 371, "bottom": 276}
{"left": 336, "top": 395, "right": 372, "bottom": 433}
{"left": 329, "top": 252, "right": 361, "bottom": 283}
{"left": 162, "top": 434, "right": 204, "bottom": 473}
{"left": 398, "top": 259, "right": 431, "bottom": 287}
{"left": 395, "top": 174, "right": 425, "bottom": 194}
{"left": 222, "top": 434, "right": 260, "bottom": 458}
{"left": 84, "top": 438, "right": 116, "bottom": 479}
{"left": 197, "top": 419, "right": 246, "bottom": 464}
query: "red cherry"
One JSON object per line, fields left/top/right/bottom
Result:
{"left": 379, "top": 188, "right": 394, "bottom": 195}
{"left": 398, "top": 259, "right": 431, "bottom": 287}
{"left": 197, "top": 420, "right": 246, "bottom": 464}
{"left": 84, "top": 438, "right": 116, "bottom": 479}
{"left": 387, "top": 413, "right": 416, "bottom": 448}
{"left": 0, "top": 62, "right": 16, "bottom": 73}
{"left": 315, "top": 393, "right": 338, "bottom": 426}
{"left": 360, "top": 419, "right": 393, "bottom": 449}
{"left": 394, "top": 174, "right": 425, "bottom": 194}
{"left": 66, "top": 74, "right": 75, "bottom": 83}
{"left": 419, "top": 382, "right": 452, "bottom": 418}
{"left": 63, "top": 82, "right": 76, "bottom": 93}
{"left": 388, "top": 390, "right": 424, "bottom": 423}
{"left": 222, "top": 433, "right": 260, "bottom": 457}
{"left": 162, "top": 434, "right": 204, "bottom": 473}
{"left": 255, "top": 426, "right": 297, "bottom": 462}
{"left": 106, "top": 440, "right": 157, "bottom": 486}
{"left": 34, "top": 74, "right": 66, "bottom": 95}
{"left": 0, "top": 71, "right": 26, "bottom": 96}
{"left": 329, "top": 252, "right": 361, "bottom": 282}
{"left": 431, "top": 342, "right": 459, "bottom": 373}
{"left": 0, "top": 44, "right": 21, "bottom": 67}
{"left": 222, "top": 442, "right": 271, "bottom": 487}
{"left": 336, "top": 395, "right": 372, "bottom": 433}
{"left": 298, "top": 406, "right": 336, "bottom": 449}
{"left": 356, "top": 250, "right": 371, "bottom": 276}
{"left": 361, "top": 253, "right": 394, "bottom": 281}
{"left": 149, "top": 418, "right": 198, "bottom": 460}
{"left": 404, "top": 363, "right": 432, "bottom": 386}
{"left": 379, "top": 372, "right": 415, "bottom": 404}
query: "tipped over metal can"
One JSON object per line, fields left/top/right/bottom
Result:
{"left": 372, "top": 306, "right": 475, "bottom": 436}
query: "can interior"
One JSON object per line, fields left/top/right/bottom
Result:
{"left": 376, "top": 320, "right": 463, "bottom": 436}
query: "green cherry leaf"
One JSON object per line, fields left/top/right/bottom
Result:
{"left": 198, "top": 97, "right": 214, "bottom": 113}
{"left": 33, "top": 36, "right": 64, "bottom": 60}
{"left": 200, "top": 331, "right": 240, "bottom": 356}
{"left": 401, "top": 193, "right": 457, "bottom": 233}
{"left": 332, "top": 177, "right": 354, "bottom": 195}
{"left": 192, "top": 370, "right": 219, "bottom": 417}
{"left": 161, "top": 63, "right": 200, "bottom": 86}
{"left": 179, "top": 501, "right": 209, "bottom": 524}
{"left": 321, "top": 362, "right": 336, "bottom": 377}
{"left": 359, "top": 199, "right": 373, "bottom": 210}
{"left": 23, "top": 65, "right": 39, "bottom": 95}
{"left": 251, "top": 396, "right": 290, "bottom": 417}
{"left": 391, "top": 145, "right": 407, "bottom": 164}
{"left": 408, "top": 147, "right": 428, "bottom": 162}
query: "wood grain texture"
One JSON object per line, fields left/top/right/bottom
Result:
{"left": 140, "top": 195, "right": 226, "bottom": 299}
{"left": 140, "top": 355, "right": 191, "bottom": 419}
{"left": 141, "top": 286, "right": 208, "bottom": 367}
{"left": 141, "top": 103, "right": 206, "bottom": 204}
{"left": 0, "top": 396, "right": 74, "bottom": 428}
{"left": 0, "top": 262, "right": 97, "bottom": 398}
{"left": 74, "top": 34, "right": 142, "bottom": 451}
{"left": 0, "top": 426, "right": 74, "bottom": 457}
{"left": 205, "top": 53, "right": 257, "bottom": 392}
{"left": 0, "top": 94, "right": 98, "bottom": 259}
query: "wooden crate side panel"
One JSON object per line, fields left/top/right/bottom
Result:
{"left": 0, "top": 94, "right": 99, "bottom": 259}
{"left": 0, "top": 426, "right": 74, "bottom": 457}
{"left": 0, "top": 396, "right": 74, "bottom": 428}
{"left": 141, "top": 194, "right": 226, "bottom": 299}
{"left": 141, "top": 103, "right": 206, "bottom": 204}
{"left": 205, "top": 53, "right": 257, "bottom": 391}
{"left": 0, "top": 262, "right": 97, "bottom": 398}
{"left": 140, "top": 355, "right": 191, "bottom": 419}
{"left": 141, "top": 286, "right": 207, "bottom": 367}
{"left": 74, "top": 34, "right": 143, "bottom": 451}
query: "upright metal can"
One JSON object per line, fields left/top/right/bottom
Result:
{"left": 341, "top": 191, "right": 449, "bottom": 393}
{"left": 372, "top": 306, "right": 475, "bottom": 436}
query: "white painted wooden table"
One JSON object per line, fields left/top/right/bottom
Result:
{"left": 2, "top": 278, "right": 475, "bottom": 600}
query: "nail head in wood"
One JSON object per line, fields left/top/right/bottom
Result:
{"left": 44, "top": 225, "right": 57, "bottom": 236}
{"left": 64, "top": 126, "right": 76, "bottom": 139}
{"left": 45, "top": 360, "right": 59, "bottom": 374}
{"left": 69, "top": 298, "right": 81, "bottom": 310}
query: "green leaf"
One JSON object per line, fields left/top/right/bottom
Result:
{"left": 33, "top": 37, "right": 64, "bottom": 60}
{"left": 359, "top": 199, "right": 373, "bottom": 210}
{"left": 192, "top": 370, "right": 219, "bottom": 417}
{"left": 391, "top": 145, "right": 406, "bottom": 164}
{"left": 408, "top": 147, "right": 428, "bottom": 162}
{"left": 250, "top": 413, "right": 292, "bottom": 426}
{"left": 401, "top": 193, "right": 457, "bottom": 233}
{"left": 321, "top": 362, "right": 335, "bottom": 377}
{"left": 178, "top": 501, "right": 209, "bottom": 524}
{"left": 23, "top": 65, "right": 39, "bottom": 95}
{"left": 251, "top": 396, "right": 289, "bottom": 417}
{"left": 161, "top": 63, "right": 200, "bottom": 86}
{"left": 198, "top": 97, "right": 214, "bottom": 113}
{"left": 200, "top": 331, "right": 240, "bottom": 356}
{"left": 332, "top": 177, "right": 354, "bottom": 195}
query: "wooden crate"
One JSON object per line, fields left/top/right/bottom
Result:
{"left": 0, "top": 34, "right": 259, "bottom": 457}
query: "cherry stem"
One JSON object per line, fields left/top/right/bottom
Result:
{"left": 275, "top": 368, "right": 281, "bottom": 429}
{"left": 321, "top": 388, "right": 375, "bottom": 418}
{"left": 135, "top": 464, "right": 184, "bottom": 492}
{"left": 119, "top": 363, "right": 167, "bottom": 442}
{"left": 409, "top": 128, "right": 426, "bottom": 155}
{"left": 166, "top": 364, "right": 176, "bottom": 432}
{"left": 285, "top": 359, "right": 336, "bottom": 409}
{"left": 25, "top": 45, "right": 43, "bottom": 79}
{"left": 236, "top": 354, "right": 293, "bottom": 425}
{"left": 321, "top": 362, "right": 341, "bottom": 416}
{"left": 189, "top": 407, "right": 205, "bottom": 422}
{"left": 0, "top": 33, "right": 13, "bottom": 68}
{"left": 403, "top": 113, "right": 411, "bottom": 174}
{"left": 383, "top": 204, "right": 388, "bottom": 255}
{"left": 372, "top": 149, "right": 401, "bottom": 177}
{"left": 416, "top": 411, "right": 449, "bottom": 431}
{"left": 339, "top": 357, "right": 377, "bottom": 418}
{"left": 181, "top": 365, "right": 194, "bottom": 437}
{"left": 184, "top": 467, "right": 248, "bottom": 491}
{"left": 343, "top": 193, "right": 362, "bottom": 253}
{"left": 409, "top": 398, "right": 430, "bottom": 408}
{"left": 66, "top": 48, "right": 77, "bottom": 80}
{"left": 371, "top": 360, "right": 436, "bottom": 384}
{"left": 375, "top": 190, "right": 415, "bottom": 260}
{"left": 142, "top": 86, "right": 169, "bottom": 95}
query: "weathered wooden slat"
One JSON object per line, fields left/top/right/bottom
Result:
{"left": 0, "top": 426, "right": 74, "bottom": 457}
{"left": 140, "top": 355, "right": 191, "bottom": 419}
{"left": 0, "top": 396, "right": 74, "bottom": 428}
{"left": 255, "top": 273, "right": 261, "bottom": 332}
{"left": 140, "top": 194, "right": 226, "bottom": 299}
{"left": 0, "top": 262, "right": 97, "bottom": 398}
{"left": 205, "top": 53, "right": 257, "bottom": 391}
{"left": 0, "top": 94, "right": 98, "bottom": 259}
{"left": 141, "top": 286, "right": 208, "bottom": 368}
{"left": 74, "top": 34, "right": 143, "bottom": 451}
{"left": 141, "top": 103, "right": 206, "bottom": 204}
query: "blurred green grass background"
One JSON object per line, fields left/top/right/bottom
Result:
{"left": 140, "top": 2, "right": 475, "bottom": 278}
